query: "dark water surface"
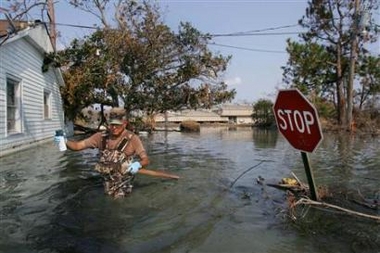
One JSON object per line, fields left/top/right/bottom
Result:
{"left": 0, "top": 127, "right": 379, "bottom": 253}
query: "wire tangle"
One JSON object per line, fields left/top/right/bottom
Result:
{"left": 230, "top": 160, "right": 266, "bottom": 188}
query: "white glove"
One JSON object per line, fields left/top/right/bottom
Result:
{"left": 126, "top": 162, "right": 142, "bottom": 175}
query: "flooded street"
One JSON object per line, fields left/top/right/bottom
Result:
{"left": 0, "top": 127, "right": 379, "bottom": 253}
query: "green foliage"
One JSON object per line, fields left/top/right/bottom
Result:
{"left": 46, "top": 1, "right": 235, "bottom": 122}
{"left": 48, "top": 33, "right": 118, "bottom": 121}
{"left": 356, "top": 55, "right": 380, "bottom": 109}
{"left": 313, "top": 97, "right": 336, "bottom": 120}
{"left": 252, "top": 99, "right": 275, "bottom": 127}
{"left": 282, "top": 40, "right": 337, "bottom": 100}
{"left": 282, "top": 0, "right": 380, "bottom": 126}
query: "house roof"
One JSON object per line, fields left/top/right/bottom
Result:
{"left": 0, "top": 20, "right": 64, "bottom": 86}
{"left": 218, "top": 104, "right": 253, "bottom": 116}
{"left": 155, "top": 109, "right": 228, "bottom": 123}
{"left": 0, "top": 20, "right": 54, "bottom": 53}
{"left": 0, "top": 20, "right": 29, "bottom": 37}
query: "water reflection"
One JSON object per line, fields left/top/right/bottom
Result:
{"left": 0, "top": 127, "right": 379, "bottom": 253}
{"left": 252, "top": 128, "right": 279, "bottom": 149}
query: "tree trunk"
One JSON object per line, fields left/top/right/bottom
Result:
{"left": 336, "top": 43, "right": 345, "bottom": 125}
{"left": 98, "top": 104, "right": 108, "bottom": 129}
{"left": 346, "top": 0, "right": 360, "bottom": 131}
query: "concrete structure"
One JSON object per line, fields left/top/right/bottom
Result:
{"left": 216, "top": 104, "right": 254, "bottom": 124}
{"left": 155, "top": 109, "right": 228, "bottom": 124}
{"left": 0, "top": 21, "right": 66, "bottom": 157}
{"left": 154, "top": 104, "right": 254, "bottom": 125}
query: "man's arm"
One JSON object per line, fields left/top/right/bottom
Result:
{"left": 65, "top": 132, "right": 102, "bottom": 151}
{"left": 131, "top": 135, "right": 149, "bottom": 167}
{"left": 139, "top": 153, "right": 150, "bottom": 168}
{"left": 66, "top": 139, "right": 88, "bottom": 151}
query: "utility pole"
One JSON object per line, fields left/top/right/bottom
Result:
{"left": 346, "top": 0, "right": 360, "bottom": 131}
{"left": 46, "top": 0, "right": 56, "bottom": 50}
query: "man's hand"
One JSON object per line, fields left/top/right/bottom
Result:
{"left": 127, "top": 162, "right": 142, "bottom": 175}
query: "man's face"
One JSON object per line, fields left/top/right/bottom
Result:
{"left": 108, "top": 122, "right": 125, "bottom": 137}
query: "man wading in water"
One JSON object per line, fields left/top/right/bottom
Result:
{"left": 62, "top": 107, "right": 150, "bottom": 199}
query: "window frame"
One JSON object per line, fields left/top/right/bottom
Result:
{"left": 43, "top": 90, "right": 52, "bottom": 119}
{"left": 6, "top": 76, "right": 23, "bottom": 135}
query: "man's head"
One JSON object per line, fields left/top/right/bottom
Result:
{"left": 108, "top": 107, "right": 127, "bottom": 137}
{"left": 109, "top": 107, "right": 126, "bottom": 125}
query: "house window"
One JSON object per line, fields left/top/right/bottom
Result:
{"left": 228, "top": 116, "right": 237, "bottom": 124}
{"left": 44, "top": 90, "right": 52, "bottom": 119}
{"left": 6, "top": 77, "right": 22, "bottom": 134}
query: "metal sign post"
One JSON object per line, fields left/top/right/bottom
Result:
{"left": 301, "top": 152, "right": 318, "bottom": 201}
{"left": 273, "top": 89, "right": 323, "bottom": 201}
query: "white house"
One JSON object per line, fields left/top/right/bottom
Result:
{"left": 154, "top": 104, "right": 254, "bottom": 125}
{"left": 154, "top": 109, "right": 229, "bottom": 124}
{"left": 216, "top": 104, "right": 254, "bottom": 124}
{"left": 0, "top": 21, "right": 66, "bottom": 157}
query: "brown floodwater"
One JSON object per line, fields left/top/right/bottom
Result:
{"left": 0, "top": 127, "right": 379, "bottom": 253}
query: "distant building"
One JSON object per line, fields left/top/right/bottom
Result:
{"left": 154, "top": 104, "right": 254, "bottom": 125}
{"left": 155, "top": 109, "right": 228, "bottom": 124}
{"left": 216, "top": 104, "right": 254, "bottom": 124}
{"left": 0, "top": 20, "right": 66, "bottom": 157}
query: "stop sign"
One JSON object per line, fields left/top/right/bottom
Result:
{"left": 273, "top": 89, "right": 323, "bottom": 153}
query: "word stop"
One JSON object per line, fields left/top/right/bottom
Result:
{"left": 275, "top": 109, "right": 315, "bottom": 134}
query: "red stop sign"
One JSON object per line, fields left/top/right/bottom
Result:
{"left": 273, "top": 89, "right": 323, "bottom": 153}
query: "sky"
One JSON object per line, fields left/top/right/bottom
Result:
{"left": 154, "top": 1, "right": 309, "bottom": 103}
{"left": 5, "top": 0, "right": 378, "bottom": 104}
{"left": 46, "top": 0, "right": 312, "bottom": 104}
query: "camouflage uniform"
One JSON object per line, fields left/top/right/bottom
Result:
{"left": 83, "top": 108, "right": 148, "bottom": 199}
{"left": 94, "top": 133, "right": 134, "bottom": 198}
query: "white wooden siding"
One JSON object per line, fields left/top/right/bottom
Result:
{"left": 0, "top": 25, "right": 65, "bottom": 157}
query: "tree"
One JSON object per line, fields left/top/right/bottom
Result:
{"left": 283, "top": 0, "right": 379, "bottom": 129}
{"left": 282, "top": 40, "right": 337, "bottom": 102}
{"left": 3, "top": 0, "right": 236, "bottom": 127}
{"left": 252, "top": 99, "right": 274, "bottom": 127}
{"left": 47, "top": 0, "right": 235, "bottom": 124}
{"left": 47, "top": 33, "right": 123, "bottom": 122}
{"left": 356, "top": 55, "right": 380, "bottom": 109}
{"left": 1, "top": 0, "right": 47, "bottom": 20}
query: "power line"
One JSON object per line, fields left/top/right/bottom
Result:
{"left": 209, "top": 42, "right": 286, "bottom": 53}
{"left": 210, "top": 24, "right": 302, "bottom": 37}
{"left": 210, "top": 31, "right": 303, "bottom": 37}
{"left": 54, "top": 22, "right": 99, "bottom": 29}
{"left": 52, "top": 21, "right": 304, "bottom": 36}
{"left": 51, "top": 21, "right": 302, "bottom": 54}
